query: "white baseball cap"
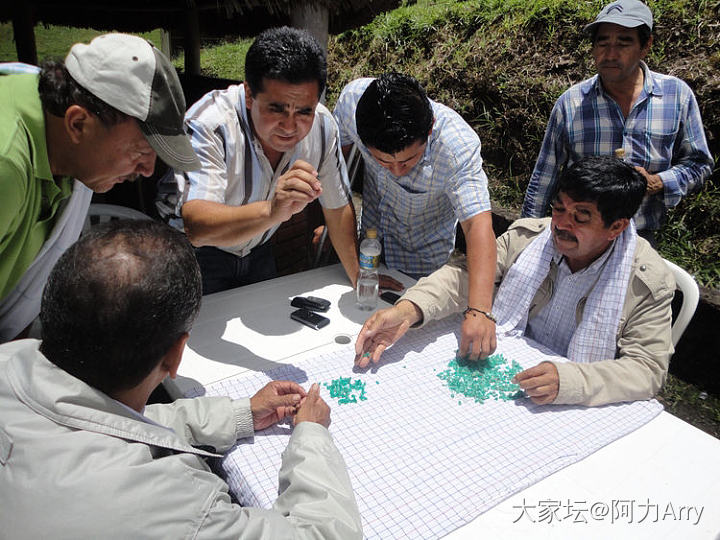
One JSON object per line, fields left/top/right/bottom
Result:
{"left": 65, "top": 33, "right": 201, "bottom": 172}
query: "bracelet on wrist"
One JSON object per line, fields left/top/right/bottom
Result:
{"left": 463, "top": 306, "right": 496, "bottom": 323}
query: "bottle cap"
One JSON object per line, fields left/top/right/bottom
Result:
{"left": 614, "top": 148, "right": 626, "bottom": 159}
{"left": 366, "top": 228, "right": 378, "bottom": 239}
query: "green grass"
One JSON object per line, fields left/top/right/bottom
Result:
{"left": 0, "top": 23, "right": 163, "bottom": 62}
{"left": 173, "top": 39, "right": 251, "bottom": 80}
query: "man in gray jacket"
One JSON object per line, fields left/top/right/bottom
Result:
{"left": 355, "top": 156, "right": 675, "bottom": 407}
{"left": 0, "top": 220, "right": 362, "bottom": 539}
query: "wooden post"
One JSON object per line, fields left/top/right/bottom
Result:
{"left": 290, "top": 3, "right": 329, "bottom": 103}
{"left": 183, "top": 7, "right": 201, "bottom": 76}
{"left": 12, "top": 4, "right": 37, "bottom": 65}
{"left": 290, "top": 3, "right": 330, "bottom": 56}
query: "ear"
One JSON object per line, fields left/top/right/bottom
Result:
{"left": 641, "top": 34, "right": 653, "bottom": 58}
{"left": 608, "top": 218, "right": 630, "bottom": 240}
{"left": 244, "top": 83, "right": 253, "bottom": 110}
{"left": 161, "top": 332, "right": 189, "bottom": 380}
{"left": 64, "top": 105, "right": 95, "bottom": 144}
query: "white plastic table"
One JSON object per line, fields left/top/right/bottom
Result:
{"left": 166, "top": 264, "right": 720, "bottom": 539}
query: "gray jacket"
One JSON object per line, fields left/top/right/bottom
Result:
{"left": 403, "top": 218, "right": 675, "bottom": 406}
{"left": 0, "top": 339, "right": 362, "bottom": 539}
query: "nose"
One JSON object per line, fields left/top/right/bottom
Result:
{"left": 553, "top": 210, "right": 573, "bottom": 231}
{"left": 136, "top": 151, "right": 157, "bottom": 177}
{"left": 278, "top": 111, "right": 296, "bottom": 132}
{"left": 388, "top": 163, "right": 404, "bottom": 177}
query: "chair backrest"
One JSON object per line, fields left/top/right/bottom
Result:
{"left": 664, "top": 258, "right": 700, "bottom": 347}
{"left": 82, "top": 203, "right": 151, "bottom": 234}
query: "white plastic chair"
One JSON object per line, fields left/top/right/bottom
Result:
{"left": 664, "top": 258, "right": 700, "bottom": 347}
{"left": 83, "top": 203, "right": 151, "bottom": 233}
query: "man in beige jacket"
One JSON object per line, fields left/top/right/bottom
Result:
{"left": 355, "top": 156, "right": 675, "bottom": 407}
{"left": 0, "top": 220, "right": 362, "bottom": 539}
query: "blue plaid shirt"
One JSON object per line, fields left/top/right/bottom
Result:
{"left": 334, "top": 78, "right": 491, "bottom": 276}
{"left": 522, "top": 63, "right": 713, "bottom": 230}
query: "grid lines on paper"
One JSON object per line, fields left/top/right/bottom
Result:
{"left": 199, "top": 316, "right": 663, "bottom": 539}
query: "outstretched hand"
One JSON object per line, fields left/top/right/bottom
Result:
{"left": 354, "top": 300, "right": 421, "bottom": 368}
{"left": 250, "top": 380, "right": 306, "bottom": 430}
{"left": 512, "top": 361, "right": 559, "bottom": 405}
{"left": 458, "top": 311, "right": 497, "bottom": 360}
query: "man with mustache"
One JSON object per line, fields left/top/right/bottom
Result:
{"left": 521, "top": 0, "right": 713, "bottom": 246}
{"left": 157, "top": 27, "right": 366, "bottom": 295}
{"left": 0, "top": 34, "right": 199, "bottom": 342}
{"left": 355, "top": 156, "right": 675, "bottom": 407}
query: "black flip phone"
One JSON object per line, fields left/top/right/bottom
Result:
{"left": 290, "top": 296, "right": 331, "bottom": 312}
{"left": 290, "top": 308, "right": 330, "bottom": 330}
{"left": 380, "top": 291, "right": 402, "bottom": 305}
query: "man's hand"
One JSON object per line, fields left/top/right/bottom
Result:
{"left": 354, "top": 300, "right": 421, "bottom": 367}
{"left": 294, "top": 383, "right": 331, "bottom": 428}
{"left": 250, "top": 381, "right": 306, "bottom": 430}
{"left": 634, "top": 166, "right": 664, "bottom": 195}
{"left": 512, "top": 362, "right": 559, "bottom": 405}
{"left": 459, "top": 312, "right": 497, "bottom": 360}
{"left": 270, "top": 160, "right": 322, "bottom": 222}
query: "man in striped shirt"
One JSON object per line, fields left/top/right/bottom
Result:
{"left": 522, "top": 0, "right": 713, "bottom": 245}
{"left": 333, "top": 73, "right": 498, "bottom": 361}
{"left": 158, "top": 27, "right": 360, "bottom": 294}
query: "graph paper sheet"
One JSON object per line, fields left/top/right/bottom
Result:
{"left": 190, "top": 316, "right": 663, "bottom": 539}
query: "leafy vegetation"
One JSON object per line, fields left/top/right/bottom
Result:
{"left": 328, "top": 0, "right": 720, "bottom": 287}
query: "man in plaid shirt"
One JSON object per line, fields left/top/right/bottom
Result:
{"left": 522, "top": 0, "right": 713, "bottom": 244}
{"left": 334, "top": 73, "right": 498, "bottom": 360}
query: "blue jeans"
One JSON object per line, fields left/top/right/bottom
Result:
{"left": 196, "top": 243, "right": 277, "bottom": 295}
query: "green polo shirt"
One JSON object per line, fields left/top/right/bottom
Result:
{"left": 0, "top": 72, "right": 73, "bottom": 302}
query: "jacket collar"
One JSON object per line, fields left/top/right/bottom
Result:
{"left": 4, "top": 340, "right": 220, "bottom": 458}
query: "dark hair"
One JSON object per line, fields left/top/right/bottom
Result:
{"left": 355, "top": 72, "right": 434, "bottom": 154}
{"left": 245, "top": 26, "right": 326, "bottom": 98}
{"left": 590, "top": 24, "right": 652, "bottom": 48}
{"left": 38, "top": 60, "right": 129, "bottom": 127}
{"left": 557, "top": 156, "right": 647, "bottom": 227}
{"left": 39, "top": 220, "right": 202, "bottom": 395}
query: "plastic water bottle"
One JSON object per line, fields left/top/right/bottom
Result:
{"left": 356, "top": 228, "right": 381, "bottom": 311}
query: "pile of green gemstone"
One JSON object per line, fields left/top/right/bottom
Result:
{"left": 323, "top": 377, "right": 368, "bottom": 405}
{"left": 436, "top": 353, "right": 524, "bottom": 404}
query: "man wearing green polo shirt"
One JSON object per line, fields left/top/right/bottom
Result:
{"left": 0, "top": 34, "right": 200, "bottom": 342}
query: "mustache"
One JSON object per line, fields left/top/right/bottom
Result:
{"left": 553, "top": 226, "right": 577, "bottom": 242}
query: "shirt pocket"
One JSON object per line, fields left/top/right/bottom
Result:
{"left": 644, "top": 119, "right": 679, "bottom": 170}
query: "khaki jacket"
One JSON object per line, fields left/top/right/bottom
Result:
{"left": 0, "top": 339, "right": 362, "bottom": 539}
{"left": 403, "top": 218, "right": 675, "bottom": 406}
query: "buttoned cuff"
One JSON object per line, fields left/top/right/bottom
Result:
{"left": 552, "top": 361, "right": 584, "bottom": 405}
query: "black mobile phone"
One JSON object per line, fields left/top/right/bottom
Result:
{"left": 290, "top": 296, "right": 331, "bottom": 312}
{"left": 290, "top": 308, "right": 330, "bottom": 330}
{"left": 380, "top": 291, "right": 402, "bottom": 305}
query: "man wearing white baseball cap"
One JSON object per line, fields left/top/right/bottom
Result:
{"left": 522, "top": 0, "right": 713, "bottom": 245}
{"left": 0, "top": 33, "right": 200, "bottom": 342}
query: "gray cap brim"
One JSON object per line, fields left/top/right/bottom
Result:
{"left": 139, "top": 122, "right": 201, "bottom": 172}
{"left": 584, "top": 16, "right": 645, "bottom": 33}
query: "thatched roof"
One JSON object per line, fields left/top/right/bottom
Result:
{"left": 1, "top": 1, "right": 400, "bottom": 35}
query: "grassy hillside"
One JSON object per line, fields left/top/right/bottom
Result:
{"left": 327, "top": 0, "right": 720, "bottom": 287}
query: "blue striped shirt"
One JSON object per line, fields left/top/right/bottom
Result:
{"left": 333, "top": 78, "right": 491, "bottom": 276}
{"left": 522, "top": 63, "right": 713, "bottom": 230}
{"left": 157, "top": 84, "right": 351, "bottom": 257}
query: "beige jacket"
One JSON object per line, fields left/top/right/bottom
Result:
{"left": 0, "top": 339, "right": 362, "bottom": 539}
{"left": 403, "top": 218, "right": 675, "bottom": 406}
